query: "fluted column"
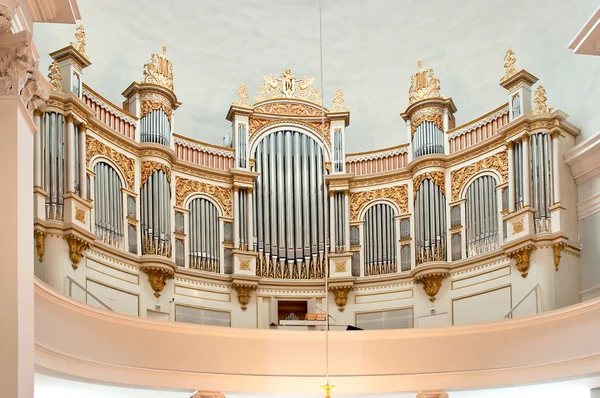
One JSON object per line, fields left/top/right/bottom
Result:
{"left": 233, "top": 186, "right": 240, "bottom": 248}
{"left": 65, "top": 116, "right": 75, "bottom": 193}
{"left": 507, "top": 141, "right": 515, "bottom": 212}
{"left": 551, "top": 131, "right": 561, "bottom": 204}
{"left": 247, "top": 188, "right": 253, "bottom": 251}
{"left": 79, "top": 123, "right": 87, "bottom": 198}
{"left": 33, "top": 110, "right": 42, "bottom": 188}
{"left": 522, "top": 135, "right": 531, "bottom": 207}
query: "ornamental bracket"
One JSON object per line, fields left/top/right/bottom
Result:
{"left": 553, "top": 241, "right": 567, "bottom": 271}
{"left": 34, "top": 229, "right": 47, "bottom": 262}
{"left": 507, "top": 244, "right": 536, "bottom": 277}
{"left": 329, "top": 284, "right": 354, "bottom": 312}
{"left": 140, "top": 265, "right": 174, "bottom": 298}
{"left": 232, "top": 281, "right": 258, "bottom": 310}
{"left": 415, "top": 272, "right": 449, "bottom": 302}
{"left": 64, "top": 233, "right": 92, "bottom": 269}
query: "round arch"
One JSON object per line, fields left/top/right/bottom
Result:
{"left": 183, "top": 192, "right": 224, "bottom": 217}
{"left": 459, "top": 169, "right": 502, "bottom": 200}
{"left": 358, "top": 198, "right": 400, "bottom": 221}
{"left": 90, "top": 155, "right": 128, "bottom": 190}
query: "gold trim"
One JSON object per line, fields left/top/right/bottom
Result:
{"left": 85, "top": 277, "right": 140, "bottom": 317}
{"left": 451, "top": 284, "right": 512, "bottom": 325}
{"left": 451, "top": 265, "right": 511, "bottom": 290}
{"left": 346, "top": 143, "right": 409, "bottom": 158}
{"left": 174, "top": 303, "right": 231, "bottom": 326}
{"left": 446, "top": 104, "right": 507, "bottom": 135}
{"left": 173, "top": 284, "right": 231, "bottom": 303}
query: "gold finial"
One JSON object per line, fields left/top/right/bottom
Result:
{"left": 234, "top": 82, "right": 250, "bottom": 107}
{"left": 70, "top": 24, "right": 88, "bottom": 60}
{"left": 142, "top": 46, "right": 174, "bottom": 91}
{"left": 330, "top": 89, "right": 347, "bottom": 112}
{"left": 47, "top": 61, "right": 65, "bottom": 93}
{"left": 533, "top": 84, "right": 549, "bottom": 114}
{"left": 322, "top": 384, "right": 334, "bottom": 398}
{"left": 408, "top": 60, "right": 441, "bottom": 104}
{"left": 501, "top": 49, "right": 517, "bottom": 82}
{"left": 255, "top": 68, "right": 322, "bottom": 105}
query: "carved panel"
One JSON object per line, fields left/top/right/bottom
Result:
{"left": 254, "top": 103, "right": 323, "bottom": 117}
{"left": 450, "top": 151, "right": 508, "bottom": 200}
{"left": 248, "top": 118, "right": 330, "bottom": 146}
{"left": 140, "top": 161, "right": 171, "bottom": 186}
{"left": 413, "top": 171, "right": 445, "bottom": 200}
{"left": 175, "top": 176, "right": 232, "bottom": 217}
{"left": 350, "top": 185, "right": 408, "bottom": 220}
{"left": 86, "top": 135, "right": 135, "bottom": 189}
{"left": 140, "top": 100, "right": 172, "bottom": 122}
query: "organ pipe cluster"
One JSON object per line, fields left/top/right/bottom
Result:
{"left": 140, "top": 170, "right": 172, "bottom": 256}
{"left": 363, "top": 203, "right": 397, "bottom": 275}
{"left": 140, "top": 108, "right": 171, "bottom": 146}
{"left": 93, "top": 162, "right": 124, "bottom": 246}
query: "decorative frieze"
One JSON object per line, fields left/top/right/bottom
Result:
{"left": 140, "top": 160, "right": 171, "bottom": 186}
{"left": 86, "top": 135, "right": 135, "bottom": 189}
{"left": 350, "top": 185, "right": 408, "bottom": 220}
{"left": 253, "top": 102, "right": 323, "bottom": 117}
{"left": 140, "top": 100, "right": 172, "bottom": 122}
{"left": 413, "top": 171, "right": 445, "bottom": 199}
{"left": 175, "top": 176, "right": 232, "bottom": 217}
{"left": 450, "top": 151, "right": 508, "bottom": 200}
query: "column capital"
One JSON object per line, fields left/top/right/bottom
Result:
{"left": 65, "top": 114, "right": 76, "bottom": 124}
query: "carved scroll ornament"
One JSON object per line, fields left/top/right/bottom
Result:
{"left": 141, "top": 265, "right": 173, "bottom": 298}
{"left": 86, "top": 135, "right": 135, "bottom": 189}
{"left": 408, "top": 60, "right": 442, "bottom": 104}
{"left": 507, "top": 244, "right": 536, "bottom": 277}
{"left": 450, "top": 151, "right": 508, "bottom": 201}
{"left": 253, "top": 102, "right": 323, "bottom": 117}
{"left": 232, "top": 283, "right": 256, "bottom": 310}
{"left": 415, "top": 272, "right": 449, "bottom": 302}
{"left": 553, "top": 241, "right": 567, "bottom": 271}
{"left": 501, "top": 49, "right": 517, "bottom": 83}
{"left": 34, "top": 230, "right": 46, "bottom": 262}
{"left": 411, "top": 113, "right": 444, "bottom": 138}
{"left": 140, "top": 100, "right": 172, "bottom": 122}
{"left": 65, "top": 234, "right": 91, "bottom": 270}
{"left": 248, "top": 118, "right": 330, "bottom": 146}
{"left": 350, "top": 185, "right": 408, "bottom": 220}
{"left": 140, "top": 161, "right": 171, "bottom": 186}
{"left": 254, "top": 68, "right": 322, "bottom": 105}
{"left": 175, "top": 176, "right": 232, "bottom": 217}
{"left": 413, "top": 172, "right": 445, "bottom": 200}
{"left": 329, "top": 285, "right": 354, "bottom": 312}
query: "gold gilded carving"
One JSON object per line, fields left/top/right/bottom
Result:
{"left": 335, "top": 262, "right": 346, "bottom": 273}
{"left": 248, "top": 118, "right": 330, "bottom": 146}
{"left": 553, "top": 241, "right": 567, "bottom": 271}
{"left": 175, "top": 176, "right": 232, "bottom": 217}
{"left": 34, "top": 230, "right": 46, "bottom": 262}
{"left": 64, "top": 234, "right": 91, "bottom": 270}
{"left": 330, "top": 89, "right": 347, "bottom": 112}
{"left": 501, "top": 49, "right": 517, "bottom": 82}
{"left": 417, "top": 391, "right": 449, "bottom": 398}
{"left": 234, "top": 82, "right": 250, "bottom": 107}
{"left": 255, "top": 68, "right": 322, "bottom": 105}
{"left": 239, "top": 260, "right": 250, "bottom": 271}
{"left": 533, "top": 85, "right": 549, "bottom": 114}
{"left": 70, "top": 24, "right": 89, "bottom": 60}
{"left": 350, "top": 185, "right": 408, "bottom": 220}
{"left": 411, "top": 113, "right": 443, "bottom": 138}
{"left": 329, "top": 285, "right": 353, "bottom": 312}
{"left": 142, "top": 45, "right": 174, "bottom": 91}
{"left": 413, "top": 172, "right": 445, "bottom": 199}
{"left": 141, "top": 161, "right": 171, "bottom": 186}
{"left": 86, "top": 135, "right": 135, "bottom": 189}
{"left": 409, "top": 60, "right": 442, "bottom": 104}
{"left": 512, "top": 218, "right": 524, "bottom": 234}
{"left": 232, "top": 283, "right": 256, "bottom": 310}
{"left": 75, "top": 207, "right": 86, "bottom": 223}
{"left": 140, "top": 100, "right": 172, "bottom": 123}
{"left": 249, "top": 158, "right": 255, "bottom": 169}
{"left": 324, "top": 162, "right": 332, "bottom": 173}
{"left": 450, "top": 151, "right": 508, "bottom": 200}
{"left": 415, "top": 272, "right": 448, "bottom": 302}
{"left": 141, "top": 266, "right": 173, "bottom": 298}
{"left": 507, "top": 244, "right": 536, "bottom": 277}
{"left": 253, "top": 102, "right": 323, "bottom": 117}
{"left": 47, "top": 61, "right": 65, "bottom": 93}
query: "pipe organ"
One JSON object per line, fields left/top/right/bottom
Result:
{"left": 34, "top": 34, "right": 583, "bottom": 322}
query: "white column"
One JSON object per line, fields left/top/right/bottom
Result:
{"left": 329, "top": 191, "right": 335, "bottom": 251}
{"left": 406, "top": 120, "right": 413, "bottom": 163}
{"left": 551, "top": 132, "right": 561, "bottom": 204}
{"left": 507, "top": 142, "right": 515, "bottom": 212}
{"left": 33, "top": 110, "right": 42, "bottom": 188}
{"left": 247, "top": 187, "right": 253, "bottom": 251}
{"left": 460, "top": 202, "right": 467, "bottom": 259}
{"left": 344, "top": 190, "right": 350, "bottom": 251}
{"left": 233, "top": 186, "right": 240, "bottom": 248}
{"left": 0, "top": 97, "right": 37, "bottom": 398}
{"left": 79, "top": 124, "right": 87, "bottom": 198}
{"left": 65, "top": 116, "right": 75, "bottom": 193}
{"left": 522, "top": 135, "right": 531, "bottom": 207}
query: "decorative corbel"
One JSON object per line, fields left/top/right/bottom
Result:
{"left": 329, "top": 285, "right": 354, "bottom": 311}
{"left": 232, "top": 283, "right": 256, "bottom": 310}
{"left": 64, "top": 234, "right": 91, "bottom": 269}
{"left": 553, "top": 241, "right": 567, "bottom": 271}
{"left": 507, "top": 244, "right": 536, "bottom": 277}
{"left": 34, "top": 229, "right": 46, "bottom": 262}
{"left": 415, "top": 272, "right": 448, "bottom": 302}
{"left": 416, "top": 391, "right": 449, "bottom": 398}
{"left": 141, "top": 266, "right": 174, "bottom": 298}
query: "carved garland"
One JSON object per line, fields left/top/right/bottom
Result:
{"left": 140, "top": 100, "right": 172, "bottom": 123}
{"left": 413, "top": 172, "right": 445, "bottom": 200}
{"left": 86, "top": 135, "right": 135, "bottom": 189}
{"left": 248, "top": 118, "right": 331, "bottom": 146}
{"left": 253, "top": 103, "right": 324, "bottom": 117}
{"left": 175, "top": 176, "right": 232, "bottom": 217}
{"left": 450, "top": 151, "right": 508, "bottom": 201}
{"left": 411, "top": 113, "right": 444, "bottom": 138}
{"left": 350, "top": 185, "right": 408, "bottom": 221}
{"left": 140, "top": 161, "right": 171, "bottom": 186}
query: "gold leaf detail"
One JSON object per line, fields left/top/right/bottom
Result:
{"left": 141, "top": 161, "right": 171, "bottom": 186}
{"left": 409, "top": 60, "right": 442, "bottom": 104}
{"left": 86, "top": 135, "right": 135, "bottom": 190}
{"left": 413, "top": 172, "right": 445, "bottom": 200}
{"left": 350, "top": 185, "right": 408, "bottom": 221}
{"left": 450, "top": 151, "right": 508, "bottom": 201}
{"left": 140, "top": 100, "right": 172, "bottom": 123}
{"left": 175, "top": 176, "right": 232, "bottom": 217}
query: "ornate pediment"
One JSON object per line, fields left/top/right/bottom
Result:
{"left": 409, "top": 60, "right": 442, "bottom": 104}
{"left": 254, "top": 68, "right": 322, "bottom": 105}
{"left": 141, "top": 45, "right": 174, "bottom": 91}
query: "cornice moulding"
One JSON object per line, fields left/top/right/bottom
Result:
{"left": 565, "top": 130, "right": 600, "bottom": 185}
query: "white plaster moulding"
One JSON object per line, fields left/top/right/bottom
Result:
{"left": 565, "top": 130, "right": 600, "bottom": 185}
{"left": 577, "top": 192, "right": 600, "bottom": 220}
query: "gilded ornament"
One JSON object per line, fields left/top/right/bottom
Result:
{"left": 533, "top": 84, "right": 549, "bottom": 114}
{"left": 254, "top": 68, "right": 322, "bottom": 105}
{"left": 34, "top": 230, "right": 46, "bottom": 262}
{"left": 450, "top": 151, "right": 508, "bottom": 200}
{"left": 86, "top": 135, "right": 135, "bottom": 189}
{"left": 330, "top": 89, "right": 347, "bottom": 112}
{"left": 253, "top": 102, "right": 323, "bottom": 117}
{"left": 70, "top": 24, "right": 89, "bottom": 60}
{"left": 141, "top": 266, "right": 173, "bottom": 298}
{"left": 232, "top": 283, "right": 256, "bottom": 310}
{"left": 501, "top": 49, "right": 517, "bottom": 82}
{"left": 350, "top": 185, "right": 408, "bottom": 220}
{"left": 47, "top": 61, "right": 65, "bottom": 93}
{"left": 234, "top": 82, "right": 250, "bottom": 107}
{"left": 65, "top": 234, "right": 91, "bottom": 270}
{"left": 248, "top": 118, "right": 330, "bottom": 146}
{"left": 411, "top": 113, "right": 444, "bottom": 138}
{"left": 415, "top": 272, "right": 448, "bottom": 302}
{"left": 141, "top": 45, "right": 174, "bottom": 91}
{"left": 335, "top": 262, "right": 346, "bottom": 273}
{"left": 248, "top": 158, "right": 255, "bottom": 169}
{"left": 140, "top": 161, "right": 171, "bottom": 186}
{"left": 512, "top": 219, "right": 524, "bottom": 234}
{"left": 140, "top": 100, "right": 172, "bottom": 123}
{"left": 239, "top": 260, "right": 250, "bottom": 271}
{"left": 507, "top": 244, "right": 536, "bottom": 277}
{"left": 175, "top": 176, "right": 232, "bottom": 217}
{"left": 413, "top": 172, "right": 445, "bottom": 200}
{"left": 75, "top": 207, "right": 86, "bottom": 223}
{"left": 417, "top": 391, "right": 449, "bottom": 398}
{"left": 329, "top": 285, "right": 353, "bottom": 312}
{"left": 408, "top": 60, "right": 442, "bottom": 104}
{"left": 553, "top": 241, "right": 567, "bottom": 272}
{"left": 324, "top": 161, "right": 332, "bottom": 173}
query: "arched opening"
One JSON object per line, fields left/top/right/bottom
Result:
{"left": 363, "top": 203, "right": 397, "bottom": 275}
{"left": 93, "top": 161, "right": 124, "bottom": 247}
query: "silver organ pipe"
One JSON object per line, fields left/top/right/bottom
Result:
{"left": 412, "top": 121, "right": 444, "bottom": 159}
{"left": 530, "top": 132, "right": 552, "bottom": 233}
{"left": 401, "top": 245, "right": 411, "bottom": 272}
{"left": 334, "top": 129, "right": 343, "bottom": 172}
{"left": 253, "top": 131, "right": 327, "bottom": 279}
{"left": 514, "top": 141, "right": 524, "bottom": 209}
{"left": 140, "top": 170, "right": 171, "bottom": 257}
{"left": 415, "top": 179, "right": 447, "bottom": 265}
{"left": 73, "top": 125, "right": 80, "bottom": 195}
{"left": 239, "top": 189, "right": 247, "bottom": 249}
{"left": 93, "top": 162, "right": 123, "bottom": 247}
{"left": 465, "top": 175, "right": 498, "bottom": 257}
{"left": 188, "top": 197, "right": 220, "bottom": 272}
{"left": 363, "top": 203, "right": 396, "bottom": 275}
{"left": 238, "top": 124, "right": 247, "bottom": 168}
{"left": 140, "top": 109, "right": 171, "bottom": 146}
{"left": 43, "top": 112, "right": 66, "bottom": 220}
